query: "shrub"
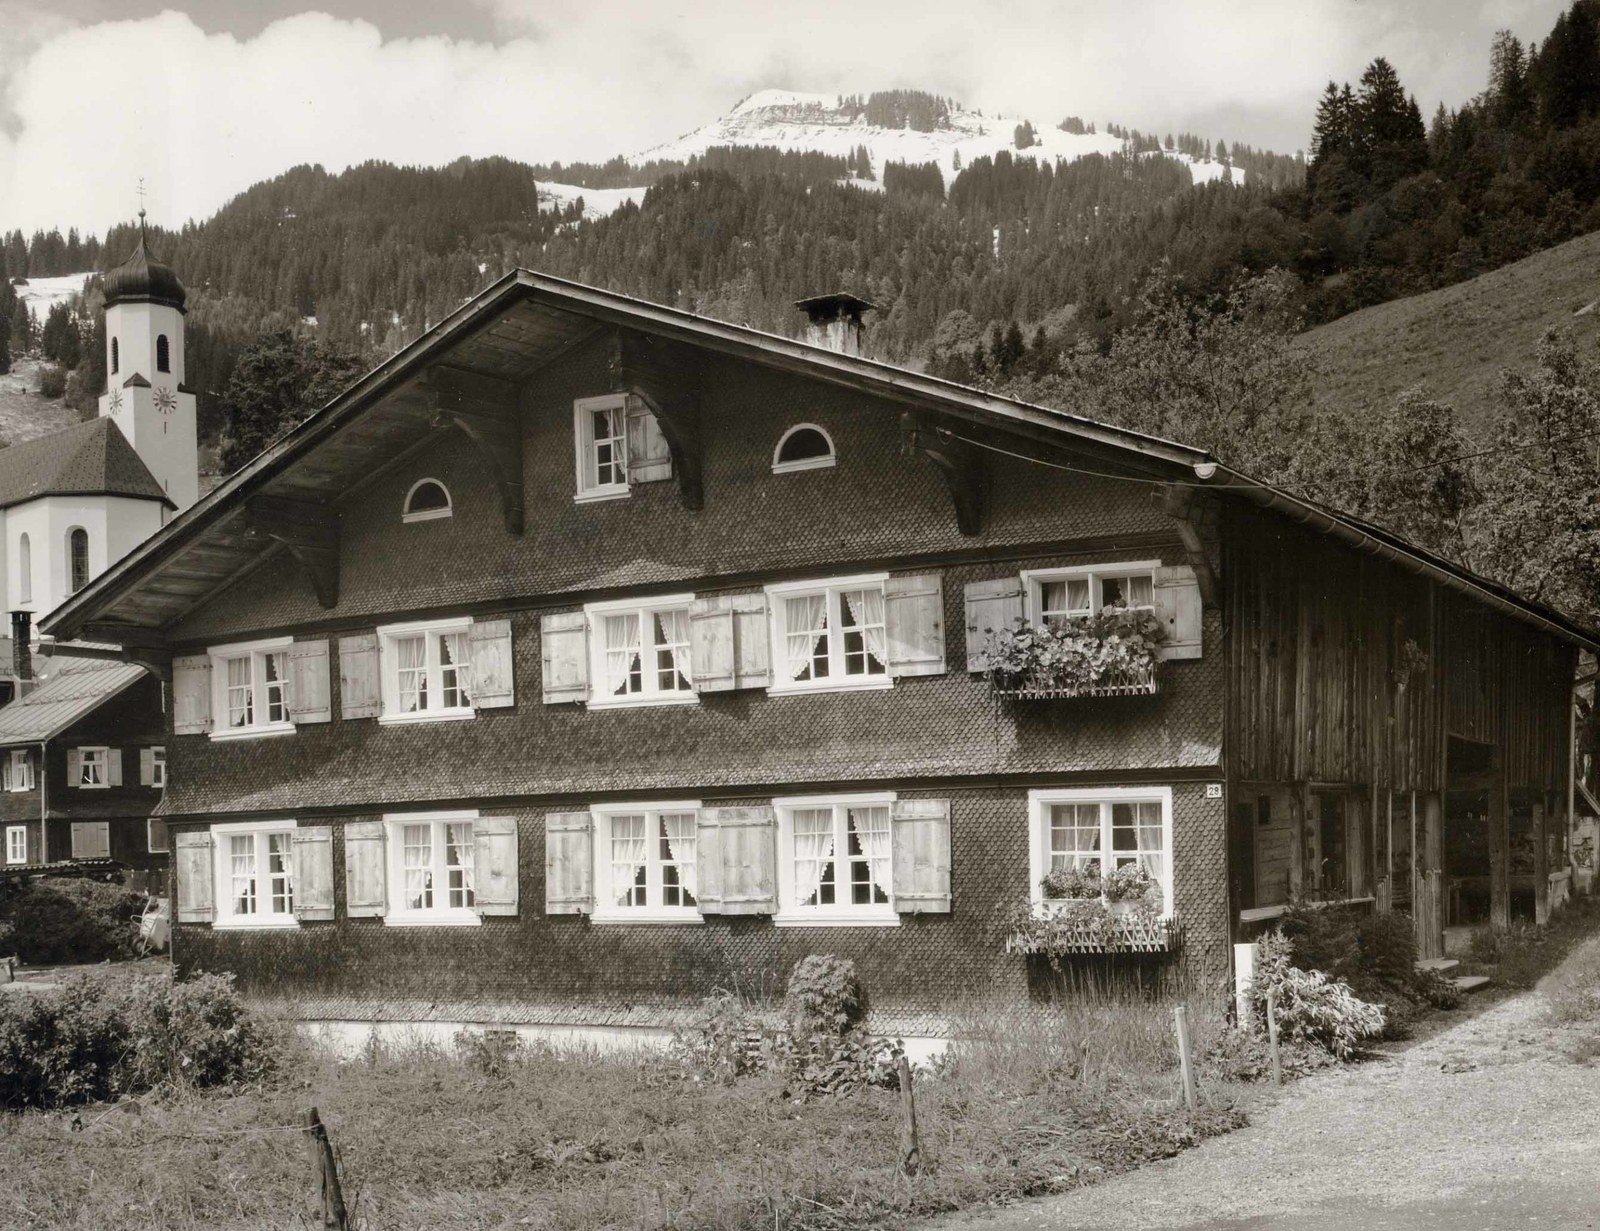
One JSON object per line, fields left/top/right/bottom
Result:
{"left": 670, "top": 988, "right": 765, "bottom": 1085}
{"left": 1278, "top": 904, "right": 1460, "bottom": 1032}
{"left": 118, "top": 973, "right": 277, "bottom": 1092}
{"left": 1470, "top": 922, "right": 1548, "bottom": 988}
{"left": 1201, "top": 1023, "right": 1335, "bottom": 1082}
{"left": 36, "top": 363, "right": 66, "bottom": 399}
{"left": 457, "top": 1028, "right": 522, "bottom": 1079}
{"left": 1251, "top": 932, "right": 1385, "bottom": 1060}
{"left": 783, "top": 954, "right": 863, "bottom": 1036}
{"left": 0, "top": 977, "right": 130, "bottom": 1109}
{"left": 0, "top": 878, "right": 144, "bottom": 965}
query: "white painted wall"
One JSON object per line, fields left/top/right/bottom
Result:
{"left": 99, "top": 298, "right": 198, "bottom": 512}
{"left": 6, "top": 495, "right": 164, "bottom": 617}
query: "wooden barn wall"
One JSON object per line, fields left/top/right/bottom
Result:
{"left": 1224, "top": 506, "right": 1571, "bottom": 795}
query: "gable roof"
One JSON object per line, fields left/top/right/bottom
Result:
{"left": 0, "top": 657, "right": 147, "bottom": 745}
{"left": 33, "top": 268, "right": 1600, "bottom": 653}
{"left": 0, "top": 418, "right": 174, "bottom": 511}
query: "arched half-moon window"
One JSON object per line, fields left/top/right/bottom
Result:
{"left": 402, "top": 478, "right": 452, "bottom": 523}
{"left": 772, "top": 423, "right": 836, "bottom": 474}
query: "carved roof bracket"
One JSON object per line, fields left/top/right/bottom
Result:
{"left": 900, "top": 411, "right": 988, "bottom": 536}
{"left": 1161, "top": 484, "right": 1220, "bottom": 607}
{"left": 608, "top": 329, "right": 704, "bottom": 510}
{"left": 245, "top": 494, "right": 340, "bottom": 610}
{"left": 427, "top": 365, "right": 525, "bottom": 535}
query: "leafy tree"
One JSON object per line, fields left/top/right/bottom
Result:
{"left": 217, "top": 331, "right": 365, "bottom": 474}
{"left": 39, "top": 302, "right": 80, "bottom": 368}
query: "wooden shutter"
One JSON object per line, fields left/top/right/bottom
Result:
{"left": 3, "top": 757, "right": 12, "bottom": 792}
{"left": 139, "top": 747, "right": 155, "bottom": 786}
{"left": 1154, "top": 565, "right": 1203, "bottom": 660}
{"left": 963, "top": 578, "right": 1024, "bottom": 672}
{"left": 885, "top": 573, "right": 946, "bottom": 677}
{"left": 288, "top": 640, "right": 332, "bottom": 723}
{"left": 697, "top": 807, "right": 777, "bottom": 916}
{"left": 292, "top": 827, "right": 335, "bottom": 921}
{"left": 172, "top": 654, "right": 213, "bottom": 734}
{"left": 474, "top": 816, "right": 520, "bottom": 915}
{"left": 71, "top": 821, "right": 109, "bottom": 859}
{"left": 67, "top": 748, "right": 81, "bottom": 787}
{"left": 174, "top": 830, "right": 214, "bottom": 923}
{"left": 544, "top": 811, "right": 593, "bottom": 914}
{"left": 689, "top": 593, "right": 770, "bottom": 692}
{"left": 626, "top": 399, "right": 673, "bottom": 483}
{"left": 338, "top": 634, "right": 381, "bottom": 719}
{"left": 469, "top": 619, "right": 515, "bottom": 709}
{"left": 891, "top": 799, "right": 952, "bottom": 913}
{"left": 344, "top": 820, "right": 387, "bottom": 918}
{"left": 540, "top": 612, "right": 589, "bottom": 704}
{"left": 107, "top": 749, "right": 123, "bottom": 787}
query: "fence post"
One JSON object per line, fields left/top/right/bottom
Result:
{"left": 896, "top": 1054, "right": 921, "bottom": 1176}
{"left": 305, "top": 1107, "right": 349, "bottom": 1230}
{"left": 1266, "top": 990, "right": 1283, "bottom": 1087}
{"left": 1173, "top": 1006, "right": 1197, "bottom": 1111}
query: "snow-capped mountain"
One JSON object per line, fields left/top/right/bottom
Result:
{"left": 634, "top": 89, "right": 1241, "bottom": 187}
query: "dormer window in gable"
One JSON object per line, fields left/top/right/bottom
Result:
{"left": 402, "top": 478, "right": 452, "bottom": 523}
{"left": 573, "top": 394, "right": 671, "bottom": 503}
{"left": 772, "top": 424, "right": 836, "bottom": 474}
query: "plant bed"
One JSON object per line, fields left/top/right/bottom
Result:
{"left": 983, "top": 607, "right": 1165, "bottom": 701}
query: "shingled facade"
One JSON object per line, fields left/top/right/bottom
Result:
{"left": 39, "top": 272, "right": 1595, "bottom": 1038}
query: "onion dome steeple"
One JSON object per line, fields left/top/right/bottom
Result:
{"left": 102, "top": 209, "right": 187, "bottom": 313}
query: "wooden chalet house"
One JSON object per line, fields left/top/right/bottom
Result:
{"left": 39, "top": 272, "right": 1594, "bottom": 1041}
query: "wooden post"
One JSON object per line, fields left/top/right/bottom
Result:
{"left": 1490, "top": 766, "right": 1510, "bottom": 931}
{"left": 1173, "top": 1006, "right": 1197, "bottom": 1111}
{"left": 896, "top": 1055, "right": 921, "bottom": 1177}
{"left": 1266, "top": 990, "right": 1283, "bottom": 1087}
{"left": 305, "top": 1107, "right": 349, "bottom": 1230}
{"left": 1534, "top": 801, "right": 1550, "bottom": 926}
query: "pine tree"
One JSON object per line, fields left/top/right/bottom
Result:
{"left": 1488, "top": 30, "right": 1533, "bottom": 128}
{"left": 1531, "top": 1, "right": 1600, "bottom": 129}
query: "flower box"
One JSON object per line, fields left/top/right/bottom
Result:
{"left": 993, "top": 664, "right": 1158, "bottom": 700}
{"left": 981, "top": 608, "right": 1164, "bottom": 701}
{"left": 1007, "top": 913, "right": 1177, "bottom": 955}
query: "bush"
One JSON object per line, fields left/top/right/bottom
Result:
{"left": 1279, "top": 904, "right": 1460, "bottom": 1032}
{"left": 0, "top": 972, "right": 277, "bottom": 1109}
{"left": 783, "top": 954, "right": 863, "bottom": 1035}
{"left": 36, "top": 363, "right": 66, "bottom": 399}
{"left": 0, "top": 878, "right": 144, "bottom": 965}
{"left": 1470, "top": 922, "right": 1548, "bottom": 988}
{"left": 1251, "top": 932, "right": 1385, "bottom": 1059}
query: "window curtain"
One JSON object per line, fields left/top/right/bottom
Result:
{"left": 396, "top": 636, "right": 426, "bottom": 711}
{"left": 402, "top": 823, "right": 433, "bottom": 909}
{"left": 662, "top": 812, "right": 697, "bottom": 898}
{"left": 446, "top": 821, "right": 475, "bottom": 905}
{"left": 843, "top": 589, "right": 887, "bottom": 665}
{"left": 785, "top": 595, "right": 827, "bottom": 681}
{"left": 268, "top": 832, "right": 294, "bottom": 913}
{"left": 1049, "top": 803, "right": 1101, "bottom": 872}
{"left": 656, "top": 610, "right": 692, "bottom": 687}
{"left": 792, "top": 809, "right": 835, "bottom": 905}
{"left": 441, "top": 632, "right": 471, "bottom": 705}
{"left": 604, "top": 613, "right": 640, "bottom": 696}
{"left": 1135, "top": 802, "right": 1165, "bottom": 905}
{"left": 230, "top": 834, "right": 256, "bottom": 914}
{"left": 851, "top": 807, "right": 892, "bottom": 900}
{"left": 226, "top": 656, "right": 252, "bottom": 726}
{"left": 610, "top": 814, "right": 648, "bottom": 906}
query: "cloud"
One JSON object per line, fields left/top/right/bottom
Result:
{"left": 0, "top": 1, "right": 1570, "bottom": 236}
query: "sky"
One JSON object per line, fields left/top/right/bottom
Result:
{"left": 0, "top": 0, "right": 1574, "bottom": 237}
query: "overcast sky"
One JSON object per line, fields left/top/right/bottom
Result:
{"left": 0, "top": 0, "right": 1572, "bottom": 237}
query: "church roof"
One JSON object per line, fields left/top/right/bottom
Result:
{"left": 102, "top": 223, "right": 186, "bottom": 312}
{"left": 0, "top": 419, "right": 175, "bottom": 511}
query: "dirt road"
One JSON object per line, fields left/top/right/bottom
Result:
{"left": 940, "top": 944, "right": 1600, "bottom": 1231}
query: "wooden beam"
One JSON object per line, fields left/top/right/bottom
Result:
{"left": 80, "top": 622, "right": 168, "bottom": 649}
{"left": 1162, "top": 486, "right": 1221, "bottom": 607}
{"left": 607, "top": 329, "right": 705, "bottom": 511}
{"left": 1490, "top": 757, "right": 1510, "bottom": 930}
{"left": 245, "top": 495, "right": 339, "bottom": 610}
{"left": 427, "top": 365, "right": 525, "bottom": 535}
{"left": 900, "top": 411, "right": 988, "bottom": 536}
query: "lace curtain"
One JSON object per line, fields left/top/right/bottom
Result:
{"left": 610, "top": 814, "right": 648, "bottom": 906}
{"left": 604, "top": 613, "right": 641, "bottom": 696}
{"left": 396, "top": 635, "right": 427, "bottom": 712}
{"left": 402, "top": 823, "right": 433, "bottom": 910}
{"left": 445, "top": 822, "right": 475, "bottom": 907}
{"left": 655, "top": 610, "right": 692, "bottom": 688}
{"left": 843, "top": 589, "right": 887, "bottom": 668}
{"left": 785, "top": 595, "right": 827, "bottom": 681}
{"left": 1135, "top": 802, "right": 1165, "bottom": 905}
{"left": 850, "top": 807, "right": 892, "bottom": 900}
{"left": 1050, "top": 803, "right": 1102, "bottom": 872}
{"left": 792, "top": 808, "right": 835, "bottom": 905}
{"left": 661, "top": 813, "right": 697, "bottom": 899}
{"left": 226, "top": 656, "right": 252, "bottom": 726}
{"left": 229, "top": 834, "right": 256, "bottom": 914}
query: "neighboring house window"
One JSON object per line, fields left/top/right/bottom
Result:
{"left": 5, "top": 826, "right": 24, "bottom": 865}
{"left": 111, "top": 337, "right": 119, "bottom": 374}
{"left": 377, "top": 618, "right": 473, "bottom": 723}
{"left": 70, "top": 821, "right": 109, "bottom": 859}
{"left": 18, "top": 533, "right": 30, "bottom": 604}
{"left": 591, "top": 802, "right": 701, "bottom": 922}
{"left": 212, "top": 820, "right": 297, "bottom": 928}
{"left": 767, "top": 574, "right": 891, "bottom": 694}
{"left": 1028, "top": 786, "right": 1173, "bottom": 916}
{"left": 572, "top": 394, "right": 671, "bottom": 501}
{"left": 772, "top": 424, "right": 836, "bottom": 473}
{"left": 209, "top": 638, "right": 294, "bottom": 739}
{"left": 147, "top": 817, "right": 170, "bottom": 855}
{"left": 7, "top": 749, "right": 32, "bottom": 791}
{"left": 151, "top": 746, "right": 166, "bottom": 789}
{"left": 774, "top": 792, "right": 898, "bottom": 925}
{"left": 402, "top": 478, "right": 452, "bottom": 523}
{"left": 1022, "top": 562, "right": 1157, "bottom": 624}
{"left": 68, "top": 528, "right": 89, "bottom": 593}
{"left": 384, "top": 812, "right": 478, "bottom": 924}
{"left": 585, "top": 596, "right": 695, "bottom": 707}
{"left": 156, "top": 334, "right": 170, "bottom": 373}
{"left": 77, "top": 746, "right": 110, "bottom": 789}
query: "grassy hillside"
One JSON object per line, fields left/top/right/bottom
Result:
{"left": 1297, "top": 230, "right": 1600, "bottom": 431}
{"left": 0, "top": 359, "right": 81, "bottom": 446}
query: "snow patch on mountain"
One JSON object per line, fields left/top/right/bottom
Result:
{"left": 536, "top": 181, "right": 649, "bottom": 220}
{"left": 11, "top": 272, "right": 93, "bottom": 319}
{"left": 637, "top": 90, "right": 1241, "bottom": 187}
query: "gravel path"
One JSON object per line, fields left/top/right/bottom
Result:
{"left": 940, "top": 940, "right": 1600, "bottom": 1231}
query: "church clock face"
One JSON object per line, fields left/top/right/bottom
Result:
{"left": 108, "top": 389, "right": 122, "bottom": 413}
{"left": 154, "top": 387, "right": 176, "bottom": 414}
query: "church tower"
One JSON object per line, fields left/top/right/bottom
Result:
{"left": 97, "top": 213, "right": 199, "bottom": 512}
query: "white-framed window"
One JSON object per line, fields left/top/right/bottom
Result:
{"left": 68, "top": 527, "right": 90, "bottom": 594}
{"left": 383, "top": 811, "right": 479, "bottom": 925}
{"left": 1027, "top": 786, "right": 1173, "bottom": 917}
{"left": 5, "top": 826, "right": 24, "bottom": 865}
{"left": 1022, "top": 562, "right": 1158, "bottom": 625}
{"left": 7, "top": 749, "right": 32, "bottom": 792}
{"left": 772, "top": 423, "right": 837, "bottom": 474}
{"left": 77, "top": 746, "right": 110, "bottom": 789}
{"left": 151, "top": 746, "right": 166, "bottom": 789}
{"left": 209, "top": 637, "right": 294, "bottom": 740}
{"left": 574, "top": 393, "right": 631, "bottom": 501}
{"left": 591, "top": 801, "right": 703, "bottom": 923}
{"left": 402, "top": 478, "right": 452, "bottom": 523}
{"left": 774, "top": 792, "right": 898, "bottom": 926}
{"left": 212, "top": 819, "right": 298, "bottom": 929}
{"left": 377, "top": 618, "right": 474, "bottom": 724}
{"left": 767, "top": 574, "right": 892, "bottom": 695}
{"left": 585, "top": 595, "right": 696, "bottom": 708}
{"left": 147, "top": 817, "right": 170, "bottom": 855}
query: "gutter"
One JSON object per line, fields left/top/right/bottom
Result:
{"left": 38, "top": 739, "right": 47, "bottom": 866}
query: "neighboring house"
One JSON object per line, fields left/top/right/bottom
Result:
{"left": 37, "top": 271, "right": 1594, "bottom": 1043}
